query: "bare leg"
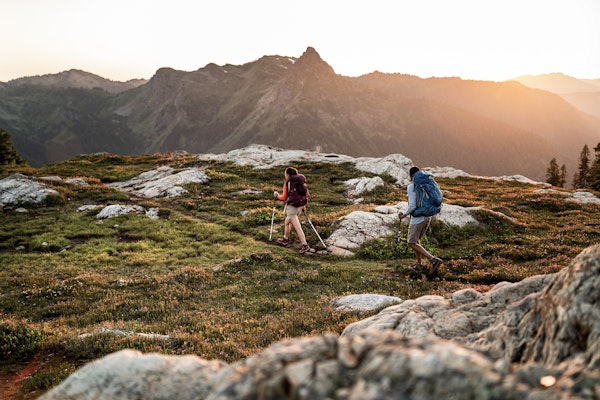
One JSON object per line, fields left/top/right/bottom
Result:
{"left": 289, "top": 215, "right": 307, "bottom": 245}
{"left": 284, "top": 216, "right": 292, "bottom": 239}
{"left": 408, "top": 242, "right": 433, "bottom": 264}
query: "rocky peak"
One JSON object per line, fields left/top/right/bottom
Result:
{"left": 142, "top": 68, "right": 191, "bottom": 98}
{"left": 294, "top": 46, "right": 336, "bottom": 77}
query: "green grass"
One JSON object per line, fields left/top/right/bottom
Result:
{"left": 1, "top": 153, "right": 599, "bottom": 399}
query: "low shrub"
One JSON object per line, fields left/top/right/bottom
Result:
{"left": 357, "top": 235, "right": 414, "bottom": 261}
{"left": 20, "top": 367, "right": 76, "bottom": 394}
{"left": 0, "top": 319, "right": 43, "bottom": 361}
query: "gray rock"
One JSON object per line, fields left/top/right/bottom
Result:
{"left": 341, "top": 244, "right": 600, "bottom": 377}
{"left": 77, "top": 204, "right": 103, "bottom": 212}
{"left": 39, "top": 349, "right": 227, "bottom": 400}
{"left": 326, "top": 203, "right": 482, "bottom": 254}
{"left": 201, "top": 145, "right": 545, "bottom": 187}
{"left": 481, "top": 244, "right": 600, "bottom": 367}
{"left": 534, "top": 188, "right": 600, "bottom": 205}
{"left": 341, "top": 273, "right": 554, "bottom": 344}
{"left": 108, "top": 166, "right": 210, "bottom": 198}
{"left": 326, "top": 210, "right": 398, "bottom": 252}
{"left": 96, "top": 204, "right": 159, "bottom": 220}
{"left": 201, "top": 144, "right": 413, "bottom": 185}
{"left": 65, "top": 178, "right": 89, "bottom": 186}
{"left": 330, "top": 294, "right": 403, "bottom": 314}
{"left": 344, "top": 176, "right": 385, "bottom": 197}
{"left": 0, "top": 174, "right": 60, "bottom": 205}
{"left": 38, "top": 331, "right": 555, "bottom": 400}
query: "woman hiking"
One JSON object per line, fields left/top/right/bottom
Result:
{"left": 273, "top": 167, "right": 311, "bottom": 254}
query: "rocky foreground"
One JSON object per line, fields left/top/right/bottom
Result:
{"left": 40, "top": 244, "right": 600, "bottom": 400}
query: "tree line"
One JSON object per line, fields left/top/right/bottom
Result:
{"left": 546, "top": 143, "right": 600, "bottom": 191}
{"left": 0, "top": 128, "right": 26, "bottom": 166}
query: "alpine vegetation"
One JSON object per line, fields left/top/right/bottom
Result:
{"left": 1, "top": 145, "right": 599, "bottom": 399}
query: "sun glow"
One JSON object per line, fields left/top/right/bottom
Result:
{"left": 2, "top": 0, "right": 599, "bottom": 82}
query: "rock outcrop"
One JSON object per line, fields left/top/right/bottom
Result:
{"left": 41, "top": 245, "right": 600, "bottom": 400}
{"left": 201, "top": 144, "right": 413, "bottom": 186}
{"left": 108, "top": 166, "right": 210, "bottom": 198}
{"left": 325, "top": 202, "right": 482, "bottom": 255}
{"left": 330, "top": 294, "right": 403, "bottom": 314}
{"left": 0, "top": 174, "right": 59, "bottom": 205}
{"left": 95, "top": 204, "right": 160, "bottom": 220}
{"left": 201, "top": 145, "right": 552, "bottom": 187}
{"left": 534, "top": 188, "right": 600, "bottom": 205}
{"left": 343, "top": 176, "right": 385, "bottom": 198}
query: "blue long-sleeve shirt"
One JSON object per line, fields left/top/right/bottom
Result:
{"left": 405, "top": 183, "right": 428, "bottom": 225}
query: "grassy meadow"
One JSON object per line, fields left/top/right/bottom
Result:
{"left": 1, "top": 152, "right": 599, "bottom": 399}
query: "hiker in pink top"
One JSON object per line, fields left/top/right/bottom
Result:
{"left": 274, "top": 167, "right": 310, "bottom": 254}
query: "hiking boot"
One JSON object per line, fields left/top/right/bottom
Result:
{"left": 299, "top": 244, "right": 310, "bottom": 254}
{"left": 277, "top": 237, "right": 289, "bottom": 246}
{"left": 408, "top": 263, "right": 423, "bottom": 271}
{"left": 429, "top": 257, "right": 443, "bottom": 275}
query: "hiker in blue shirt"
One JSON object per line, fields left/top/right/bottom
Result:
{"left": 398, "top": 166, "right": 443, "bottom": 276}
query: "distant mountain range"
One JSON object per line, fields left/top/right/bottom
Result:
{"left": 1, "top": 47, "right": 599, "bottom": 182}
{"left": 510, "top": 72, "right": 600, "bottom": 120}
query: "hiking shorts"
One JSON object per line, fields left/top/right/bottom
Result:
{"left": 285, "top": 204, "right": 302, "bottom": 217}
{"left": 407, "top": 218, "right": 431, "bottom": 244}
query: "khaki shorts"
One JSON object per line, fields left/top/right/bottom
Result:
{"left": 285, "top": 204, "right": 302, "bottom": 217}
{"left": 407, "top": 218, "right": 431, "bottom": 244}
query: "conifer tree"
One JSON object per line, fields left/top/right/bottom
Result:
{"left": 0, "top": 128, "right": 26, "bottom": 165}
{"left": 573, "top": 144, "right": 590, "bottom": 189}
{"left": 559, "top": 164, "right": 567, "bottom": 188}
{"left": 546, "top": 158, "right": 560, "bottom": 186}
{"left": 588, "top": 142, "right": 600, "bottom": 191}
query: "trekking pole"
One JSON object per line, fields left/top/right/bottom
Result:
{"left": 395, "top": 224, "right": 402, "bottom": 272}
{"left": 396, "top": 214, "right": 407, "bottom": 272}
{"left": 269, "top": 200, "right": 276, "bottom": 241}
{"left": 304, "top": 209, "right": 327, "bottom": 249}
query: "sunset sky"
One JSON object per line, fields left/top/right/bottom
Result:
{"left": 2, "top": 0, "right": 599, "bottom": 83}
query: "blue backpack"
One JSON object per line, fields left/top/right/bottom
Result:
{"left": 411, "top": 171, "right": 443, "bottom": 217}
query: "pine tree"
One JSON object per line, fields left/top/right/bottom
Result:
{"left": 559, "top": 164, "right": 567, "bottom": 188}
{"left": 546, "top": 158, "right": 560, "bottom": 186}
{"left": 573, "top": 144, "right": 590, "bottom": 189}
{"left": 588, "top": 142, "right": 600, "bottom": 191}
{"left": 0, "top": 128, "right": 26, "bottom": 165}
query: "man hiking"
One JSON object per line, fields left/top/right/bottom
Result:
{"left": 397, "top": 166, "right": 443, "bottom": 276}
{"left": 274, "top": 167, "right": 311, "bottom": 254}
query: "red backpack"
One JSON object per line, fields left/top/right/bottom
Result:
{"left": 286, "top": 174, "right": 308, "bottom": 207}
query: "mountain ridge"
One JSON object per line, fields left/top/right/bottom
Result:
{"left": 6, "top": 69, "right": 147, "bottom": 93}
{"left": 1, "top": 47, "right": 599, "bottom": 182}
